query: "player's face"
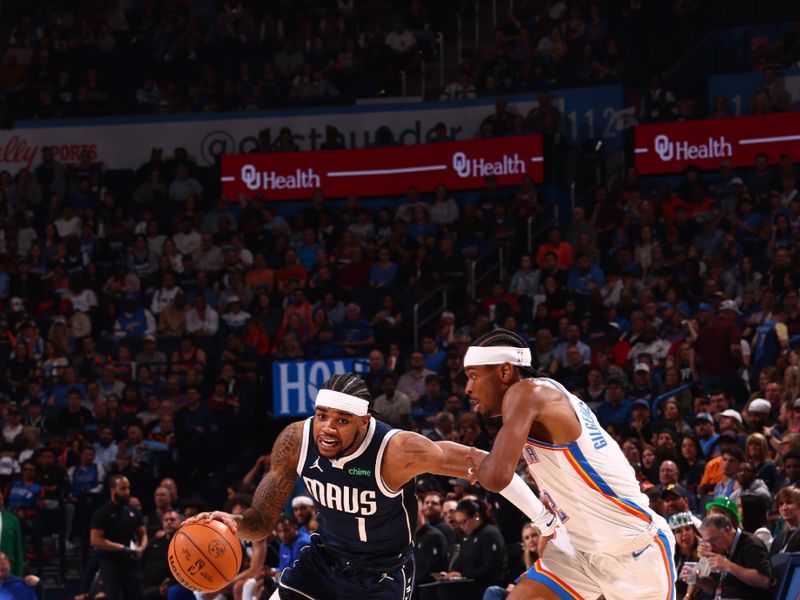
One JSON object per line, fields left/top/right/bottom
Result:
{"left": 313, "top": 408, "right": 370, "bottom": 459}
{"left": 464, "top": 365, "right": 508, "bottom": 417}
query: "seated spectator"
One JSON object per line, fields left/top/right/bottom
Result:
{"left": 439, "top": 499, "right": 506, "bottom": 597}
{"left": 170, "top": 336, "right": 207, "bottom": 379}
{"left": 595, "top": 378, "right": 632, "bottom": 429}
{"left": 691, "top": 514, "right": 770, "bottom": 598}
{"left": 168, "top": 164, "right": 203, "bottom": 203}
{"left": 0, "top": 551, "right": 37, "bottom": 600}
{"left": 713, "top": 446, "right": 744, "bottom": 499}
{"left": 669, "top": 512, "right": 701, "bottom": 600}
{"left": 556, "top": 346, "right": 590, "bottom": 393}
{"left": 554, "top": 323, "right": 591, "bottom": 367}
{"left": 221, "top": 296, "right": 252, "bottom": 332}
{"left": 372, "top": 375, "right": 411, "bottom": 428}
{"left": 334, "top": 303, "right": 373, "bottom": 356}
{"left": 185, "top": 295, "right": 219, "bottom": 338}
{"left": 413, "top": 374, "right": 446, "bottom": 431}
{"left": 141, "top": 510, "right": 181, "bottom": 600}
{"left": 770, "top": 486, "right": 800, "bottom": 556}
{"left": 113, "top": 295, "right": 157, "bottom": 339}
{"left": 776, "top": 450, "right": 800, "bottom": 490}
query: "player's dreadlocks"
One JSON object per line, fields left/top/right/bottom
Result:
{"left": 322, "top": 373, "right": 371, "bottom": 402}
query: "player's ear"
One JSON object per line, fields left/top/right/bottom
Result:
{"left": 497, "top": 362, "right": 516, "bottom": 383}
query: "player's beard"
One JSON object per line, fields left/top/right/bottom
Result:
{"left": 332, "top": 429, "right": 362, "bottom": 460}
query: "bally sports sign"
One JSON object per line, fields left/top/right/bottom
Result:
{"left": 221, "top": 135, "right": 543, "bottom": 200}
{"left": 634, "top": 112, "right": 800, "bottom": 174}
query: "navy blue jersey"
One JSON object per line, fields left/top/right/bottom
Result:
{"left": 296, "top": 416, "right": 417, "bottom": 561}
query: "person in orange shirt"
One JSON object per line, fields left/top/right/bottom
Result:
{"left": 699, "top": 432, "right": 741, "bottom": 494}
{"left": 535, "top": 228, "right": 574, "bottom": 269}
{"left": 245, "top": 252, "right": 275, "bottom": 291}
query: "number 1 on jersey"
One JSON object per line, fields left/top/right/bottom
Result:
{"left": 356, "top": 516, "right": 367, "bottom": 542}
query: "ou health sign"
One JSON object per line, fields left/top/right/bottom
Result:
{"left": 634, "top": 112, "right": 800, "bottom": 174}
{"left": 221, "top": 135, "right": 543, "bottom": 200}
{"left": 273, "top": 358, "right": 367, "bottom": 417}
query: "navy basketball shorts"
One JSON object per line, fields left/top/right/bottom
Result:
{"left": 278, "top": 536, "right": 414, "bottom": 600}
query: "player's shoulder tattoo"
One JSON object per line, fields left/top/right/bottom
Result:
{"left": 271, "top": 421, "right": 302, "bottom": 468}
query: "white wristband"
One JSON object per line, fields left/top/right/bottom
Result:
{"left": 500, "top": 475, "right": 558, "bottom": 536}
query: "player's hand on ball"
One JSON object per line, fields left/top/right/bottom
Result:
{"left": 183, "top": 511, "right": 240, "bottom": 536}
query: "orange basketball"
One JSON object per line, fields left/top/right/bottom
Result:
{"left": 168, "top": 520, "right": 243, "bottom": 592}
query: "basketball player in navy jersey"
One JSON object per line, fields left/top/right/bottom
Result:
{"left": 186, "top": 373, "right": 558, "bottom": 600}
{"left": 463, "top": 329, "right": 676, "bottom": 600}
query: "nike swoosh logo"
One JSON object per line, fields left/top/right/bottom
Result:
{"left": 632, "top": 545, "right": 649, "bottom": 559}
{"left": 546, "top": 516, "right": 556, "bottom": 528}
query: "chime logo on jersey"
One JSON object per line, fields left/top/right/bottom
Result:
{"left": 302, "top": 476, "right": 378, "bottom": 515}
{"left": 348, "top": 467, "right": 372, "bottom": 477}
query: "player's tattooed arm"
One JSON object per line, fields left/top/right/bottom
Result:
{"left": 237, "top": 422, "right": 302, "bottom": 540}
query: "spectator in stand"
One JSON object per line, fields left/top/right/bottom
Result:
{"left": 595, "top": 377, "right": 632, "bottom": 429}
{"left": 694, "top": 300, "right": 746, "bottom": 404}
{"left": 372, "top": 374, "right": 412, "bottom": 428}
{"left": 168, "top": 164, "right": 203, "bottom": 203}
{"left": 398, "top": 350, "right": 436, "bottom": 402}
{"left": 691, "top": 514, "right": 771, "bottom": 599}
{"left": 141, "top": 510, "right": 181, "bottom": 600}
{"left": 536, "top": 228, "right": 574, "bottom": 270}
{"left": 0, "top": 491, "right": 24, "bottom": 577}
{"left": 185, "top": 295, "right": 219, "bottom": 338}
{"left": 770, "top": 487, "right": 800, "bottom": 556}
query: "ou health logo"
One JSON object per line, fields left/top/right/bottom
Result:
{"left": 452, "top": 152, "right": 470, "bottom": 178}
{"left": 654, "top": 134, "right": 674, "bottom": 161}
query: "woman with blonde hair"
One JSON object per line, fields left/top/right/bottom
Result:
{"left": 784, "top": 365, "right": 800, "bottom": 402}
{"left": 483, "top": 522, "right": 541, "bottom": 599}
{"left": 746, "top": 432, "right": 777, "bottom": 491}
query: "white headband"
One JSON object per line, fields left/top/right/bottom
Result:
{"left": 315, "top": 389, "right": 370, "bottom": 416}
{"left": 463, "top": 346, "right": 532, "bottom": 368}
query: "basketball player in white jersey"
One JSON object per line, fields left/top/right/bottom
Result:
{"left": 463, "top": 329, "right": 676, "bottom": 600}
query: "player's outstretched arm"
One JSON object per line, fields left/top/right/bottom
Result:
{"left": 184, "top": 422, "right": 302, "bottom": 541}
{"left": 382, "top": 432, "right": 557, "bottom": 536}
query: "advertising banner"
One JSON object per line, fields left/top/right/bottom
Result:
{"left": 221, "top": 135, "right": 542, "bottom": 200}
{"left": 0, "top": 85, "right": 623, "bottom": 173}
{"left": 634, "top": 112, "right": 800, "bottom": 175}
{"left": 272, "top": 357, "right": 367, "bottom": 417}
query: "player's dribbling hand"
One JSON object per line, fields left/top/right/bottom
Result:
{"left": 183, "top": 511, "right": 240, "bottom": 535}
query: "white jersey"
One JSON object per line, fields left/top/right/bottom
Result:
{"left": 522, "top": 378, "right": 656, "bottom": 554}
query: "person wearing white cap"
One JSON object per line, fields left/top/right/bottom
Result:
{"left": 290, "top": 496, "right": 316, "bottom": 534}
{"left": 462, "top": 328, "right": 676, "bottom": 600}
{"left": 221, "top": 294, "right": 251, "bottom": 331}
{"left": 745, "top": 398, "right": 773, "bottom": 434}
{"left": 186, "top": 373, "right": 557, "bottom": 600}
